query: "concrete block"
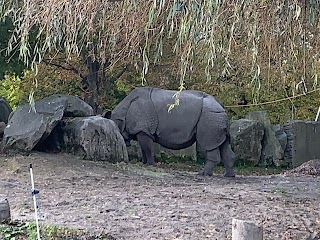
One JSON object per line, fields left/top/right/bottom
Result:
{"left": 283, "top": 121, "right": 320, "bottom": 167}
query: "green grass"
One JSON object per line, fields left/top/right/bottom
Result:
{"left": 150, "top": 154, "right": 288, "bottom": 176}
{"left": 215, "top": 165, "right": 286, "bottom": 176}
{"left": 0, "top": 221, "right": 115, "bottom": 240}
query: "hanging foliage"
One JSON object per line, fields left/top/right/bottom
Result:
{"left": 0, "top": 0, "right": 320, "bottom": 96}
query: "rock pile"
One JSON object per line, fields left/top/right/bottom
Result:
{"left": 1, "top": 95, "right": 319, "bottom": 169}
{"left": 284, "top": 159, "right": 320, "bottom": 176}
{"left": 230, "top": 111, "right": 288, "bottom": 167}
{"left": 0, "top": 95, "right": 128, "bottom": 163}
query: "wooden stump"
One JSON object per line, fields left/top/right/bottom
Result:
{"left": 0, "top": 199, "right": 11, "bottom": 223}
{"left": 232, "top": 218, "right": 263, "bottom": 240}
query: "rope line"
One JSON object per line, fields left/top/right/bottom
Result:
{"left": 0, "top": 179, "right": 33, "bottom": 190}
{"left": 0, "top": 179, "right": 40, "bottom": 195}
{"left": 225, "top": 87, "right": 320, "bottom": 108}
{"left": 0, "top": 179, "right": 41, "bottom": 206}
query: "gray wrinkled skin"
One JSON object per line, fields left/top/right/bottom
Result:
{"left": 106, "top": 87, "right": 235, "bottom": 177}
{"left": 0, "top": 97, "right": 12, "bottom": 124}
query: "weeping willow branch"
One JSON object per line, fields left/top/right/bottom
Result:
{"left": 0, "top": 0, "right": 319, "bottom": 98}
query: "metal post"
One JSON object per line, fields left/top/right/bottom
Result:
{"left": 30, "top": 164, "right": 41, "bottom": 240}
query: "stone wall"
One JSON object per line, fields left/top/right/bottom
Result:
{"left": 283, "top": 121, "right": 320, "bottom": 167}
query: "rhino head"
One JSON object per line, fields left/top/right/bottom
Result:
{"left": 103, "top": 110, "right": 131, "bottom": 144}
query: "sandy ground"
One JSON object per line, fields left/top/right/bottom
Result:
{"left": 0, "top": 152, "right": 320, "bottom": 240}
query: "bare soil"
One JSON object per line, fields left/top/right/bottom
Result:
{"left": 0, "top": 152, "right": 320, "bottom": 240}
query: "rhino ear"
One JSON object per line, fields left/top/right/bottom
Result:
{"left": 103, "top": 110, "right": 112, "bottom": 119}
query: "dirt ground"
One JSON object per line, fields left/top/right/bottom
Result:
{"left": 0, "top": 152, "right": 320, "bottom": 240}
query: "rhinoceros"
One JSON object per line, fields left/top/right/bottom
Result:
{"left": 0, "top": 97, "right": 12, "bottom": 124}
{"left": 105, "top": 87, "right": 235, "bottom": 177}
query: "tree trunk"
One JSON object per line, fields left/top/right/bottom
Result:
{"left": 84, "top": 55, "right": 100, "bottom": 114}
{"left": 42, "top": 46, "right": 126, "bottom": 114}
{"left": 232, "top": 219, "right": 263, "bottom": 240}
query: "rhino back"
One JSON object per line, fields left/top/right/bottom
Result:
{"left": 151, "top": 89, "right": 204, "bottom": 147}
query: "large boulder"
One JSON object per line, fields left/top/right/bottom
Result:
{"left": 63, "top": 116, "right": 128, "bottom": 163}
{"left": 0, "top": 97, "right": 12, "bottom": 124}
{"left": 32, "top": 94, "right": 94, "bottom": 117}
{"left": 2, "top": 95, "right": 93, "bottom": 152}
{"left": 230, "top": 119, "right": 265, "bottom": 165}
{"left": 271, "top": 124, "right": 288, "bottom": 153}
{"left": 246, "top": 111, "right": 284, "bottom": 166}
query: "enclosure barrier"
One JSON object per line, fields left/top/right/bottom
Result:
{"left": 0, "top": 164, "right": 41, "bottom": 240}
{"left": 232, "top": 218, "right": 263, "bottom": 240}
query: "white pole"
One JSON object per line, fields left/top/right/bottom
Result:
{"left": 232, "top": 219, "right": 263, "bottom": 240}
{"left": 30, "top": 164, "right": 41, "bottom": 240}
{"left": 315, "top": 106, "right": 320, "bottom": 121}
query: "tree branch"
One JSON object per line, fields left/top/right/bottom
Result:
{"left": 109, "top": 65, "right": 128, "bottom": 82}
{"left": 102, "top": 60, "right": 111, "bottom": 83}
{"left": 43, "top": 59, "right": 86, "bottom": 79}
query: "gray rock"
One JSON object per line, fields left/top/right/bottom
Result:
{"left": 63, "top": 116, "right": 128, "bottom": 163}
{"left": 35, "top": 94, "right": 94, "bottom": 117}
{"left": 230, "top": 119, "right": 264, "bottom": 165}
{"left": 246, "top": 111, "right": 285, "bottom": 166}
{"left": 271, "top": 124, "right": 287, "bottom": 152}
{"left": 3, "top": 105, "right": 62, "bottom": 152}
{"left": 2, "top": 95, "right": 93, "bottom": 152}
{"left": 0, "top": 97, "right": 12, "bottom": 124}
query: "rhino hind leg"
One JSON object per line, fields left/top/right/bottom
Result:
{"left": 136, "top": 132, "right": 155, "bottom": 165}
{"left": 220, "top": 139, "right": 236, "bottom": 177}
{"left": 198, "top": 148, "right": 221, "bottom": 176}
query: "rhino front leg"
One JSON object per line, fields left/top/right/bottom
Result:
{"left": 198, "top": 148, "right": 221, "bottom": 176}
{"left": 136, "top": 132, "right": 155, "bottom": 165}
{"left": 141, "top": 149, "right": 147, "bottom": 164}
